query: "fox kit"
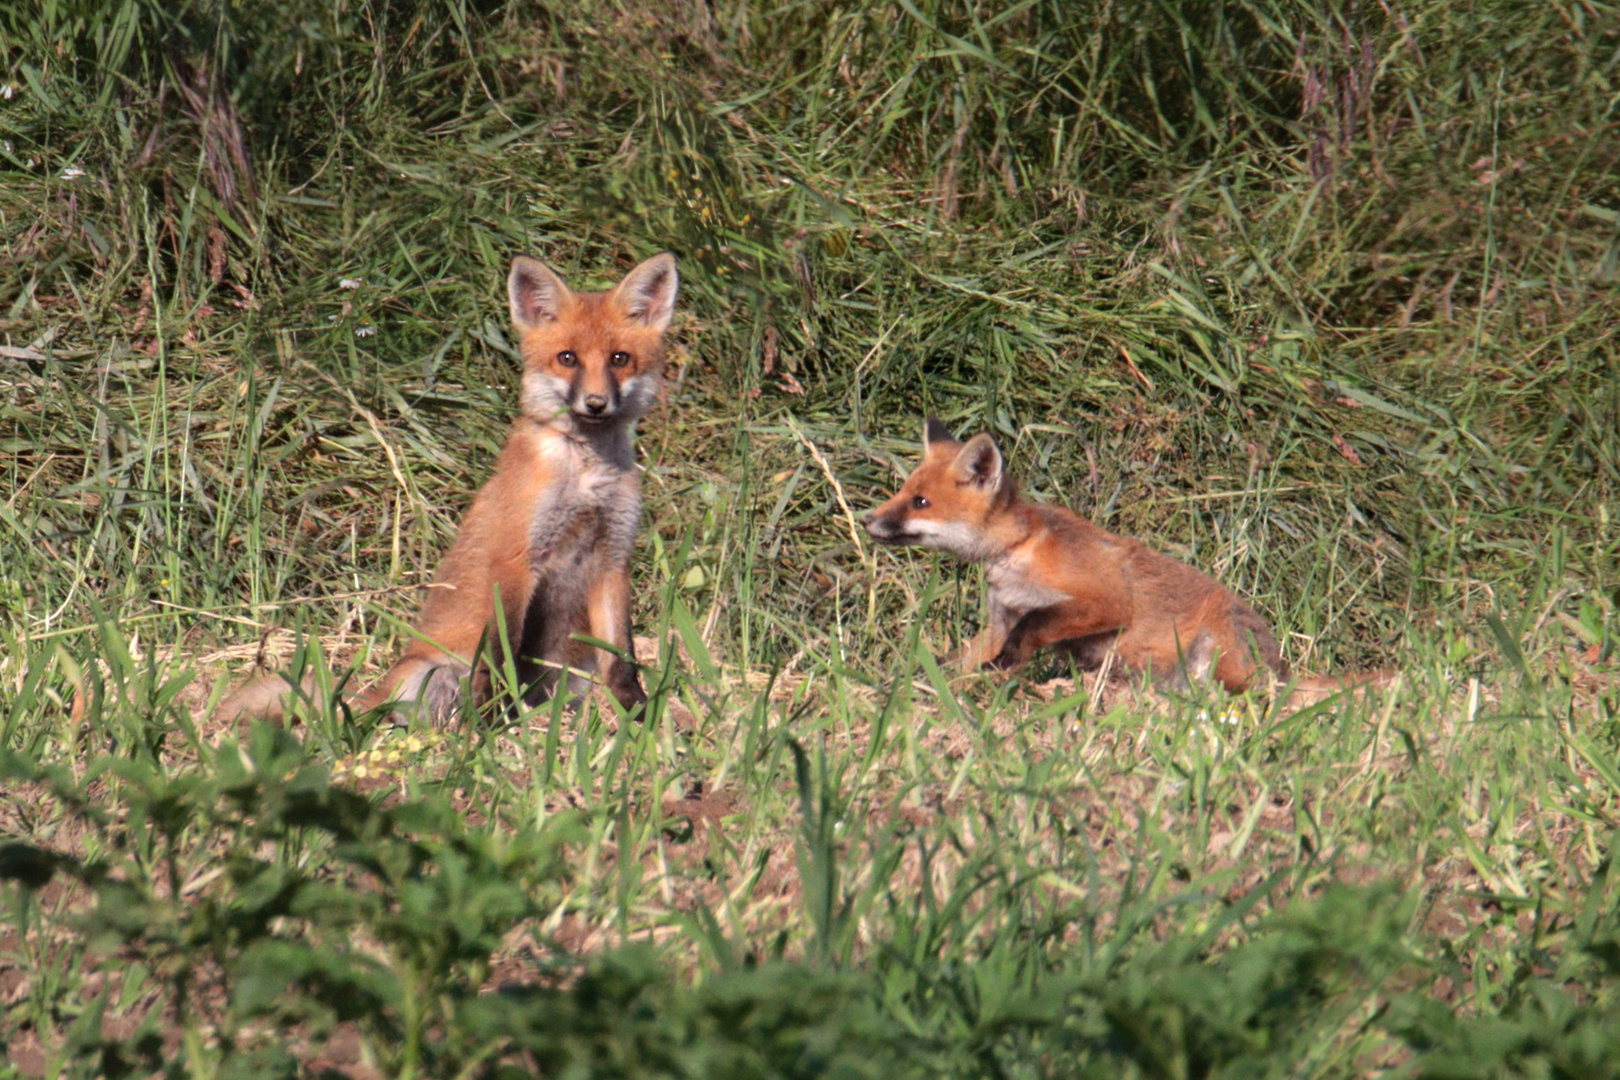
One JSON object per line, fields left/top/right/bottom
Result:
{"left": 219, "top": 252, "right": 679, "bottom": 724}
{"left": 864, "top": 418, "right": 1391, "bottom": 704}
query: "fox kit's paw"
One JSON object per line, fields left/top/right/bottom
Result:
{"left": 662, "top": 697, "right": 698, "bottom": 730}
{"left": 418, "top": 664, "right": 470, "bottom": 727}
{"left": 609, "top": 677, "right": 649, "bottom": 720}
{"left": 985, "top": 641, "right": 1034, "bottom": 672}
{"left": 601, "top": 654, "right": 648, "bottom": 719}
{"left": 945, "top": 642, "right": 994, "bottom": 675}
{"left": 940, "top": 649, "right": 988, "bottom": 677}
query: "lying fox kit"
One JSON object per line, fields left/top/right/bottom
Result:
{"left": 864, "top": 418, "right": 1392, "bottom": 705}
{"left": 219, "top": 252, "right": 679, "bottom": 724}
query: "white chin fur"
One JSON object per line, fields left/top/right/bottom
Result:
{"left": 900, "top": 518, "right": 992, "bottom": 560}
{"left": 522, "top": 372, "right": 571, "bottom": 421}
{"left": 618, "top": 374, "right": 660, "bottom": 419}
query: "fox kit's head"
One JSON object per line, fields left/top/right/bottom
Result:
{"left": 508, "top": 252, "right": 679, "bottom": 431}
{"left": 862, "top": 417, "right": 1011, "bottom": 562}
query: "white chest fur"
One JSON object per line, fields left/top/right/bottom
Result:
{"left": 527, "top": 430, "right": 642, "bottom": 566}
{"left": 985, "top": 554, "right": 1069, "bottom": 615}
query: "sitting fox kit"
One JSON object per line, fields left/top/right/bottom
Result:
{"left": 219, "top": 252, "right": 679, "bottom": 724}
{"left": 864, "top": 418, "right": 1375, "bottom": 700}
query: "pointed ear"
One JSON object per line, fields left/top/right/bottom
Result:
{"left": 923, "top": 415, "right": 955, "bottom": 450}
{"left": 509, "top": 256, "right": 572, "bottom": 331}
{"left": 952, "top": 433, "right": 1003, "bottom": 491}
{"left": 611, "top": 252, "right": 679, "bottom": 331}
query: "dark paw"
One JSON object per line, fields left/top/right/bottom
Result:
{"left": 605, "top": 658, "right": 648, "bottom": 719}
{"left": 985, "top": 647, "right": 1026, "bottom": 672}
{"left": 611, "top": 680, "right": 649, "bottom": 720}
{"left": 388, "top": 663, "right": 471, "bottom": 728}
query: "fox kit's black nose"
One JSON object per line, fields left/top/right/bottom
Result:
{"left": 583, "top": 395, "right": 609, "bottom": 415}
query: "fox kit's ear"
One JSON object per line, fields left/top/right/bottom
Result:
{"left": 953, "top": 433, "right": 1003, "bottom": 491}
{"left": 509, "top": 257, "right": 572, "bottom": 330}
{"left": 923, "top": 415, "right": 956, "bottom": 450}
{"left": 612, "top": 252, "right": 679, "bottom": 332}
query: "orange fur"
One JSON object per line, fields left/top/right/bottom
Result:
{"left": 864, "top": 418, "right": 1395, "bottom": 705}
{"left": 218, "top": 253, "right": 679, "bottom": 725}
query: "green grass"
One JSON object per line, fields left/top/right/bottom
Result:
{"left": 3, "top": 0, "right": 1620, "bottom": 1075}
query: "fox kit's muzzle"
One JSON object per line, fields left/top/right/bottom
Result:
{"left": 861, "top": 509, "right": 913, "bottom": 545}
{"left": 576, "top": 387, "right": 617, "bottom": 421}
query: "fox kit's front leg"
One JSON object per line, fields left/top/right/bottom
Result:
{"left": 953, "top": 598, "right": 1014, "bottom": 673}
{"left": 587, "top": 564, "right": 646, "bottom": 712}
{"left": 986, "top": 597, "right": 1131, "bottom": 671}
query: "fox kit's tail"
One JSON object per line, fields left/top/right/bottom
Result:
{"left": 214, "top": 655, "right": 468, "bottom": 725}
{"left": 1280, "top": 668, "right": 1400, "bottom": 709}
{"left": 215, "top": 672, "right": 320, "bottom": 722}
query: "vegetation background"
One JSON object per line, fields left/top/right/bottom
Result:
{"left": 1, "top": 0, "right": 1618, "bottom": 1075}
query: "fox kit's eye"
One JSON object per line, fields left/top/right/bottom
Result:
{"left": 610, "top": 351, "right": 631, "bottom": 368}
{"left": 557, "top": 350, "right": 579, "bottom": 368}
{"left": 910, "top": 495, "right": 931, "bottom": 510}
